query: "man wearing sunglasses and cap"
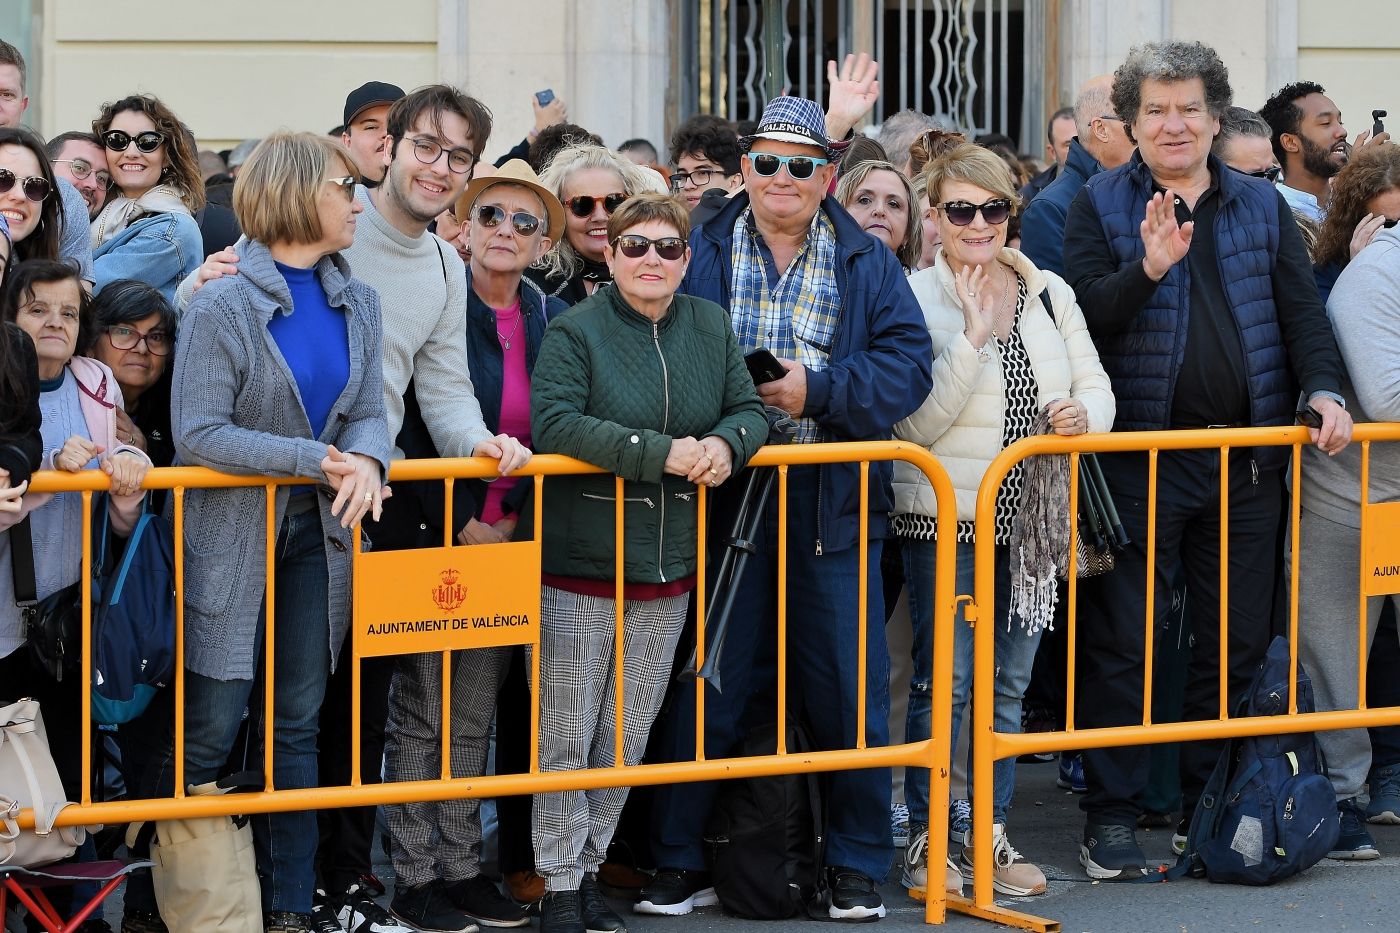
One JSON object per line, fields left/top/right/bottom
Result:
{"left": 640, "top": 94, "right": 932, "bottom": 922}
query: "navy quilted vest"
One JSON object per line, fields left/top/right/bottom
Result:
{"left": 1084, "top": 154, "right": 1293, "bottom": 445}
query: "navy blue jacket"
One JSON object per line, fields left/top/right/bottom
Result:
{"left": 681, "top": 191, "right": 933, "bottom": 553}
{"left": 1020, "top": 138, "right": 1103, "bottom": 277}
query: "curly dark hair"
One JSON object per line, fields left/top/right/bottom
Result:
{"left": 93, "top": 94, "right": 206, "bottom": 211}
{"left": 1258, "top": 81, "right": 1329, "bottom": 167}
{"left": 668, "top": 114, "right": 741, "bottom": 176}
{"left": 528, "top": 122, "right": 605, "bottom": 175}
{"left": 1111, "top": 41, "right": 1233, "bottom": 144}
{"left": 1314, "top": 143, "right": 1400, "bottom": 268}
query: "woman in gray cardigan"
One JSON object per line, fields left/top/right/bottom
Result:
{"left": 154, "top": 132, "right": 391, "bottom": 933}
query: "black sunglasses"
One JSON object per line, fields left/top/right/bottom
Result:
{"left": 476, "top": 204, "right": 542, "bottom": 236}
{"left": 0, "top": 169, "right": 52, "bottom": 202}
{"left": 612, "top": 234, "right": 686, "bottom": 261}
{"left": 747, "top": 152, "right": 829, "bottom": 180}
{"left": 567, "top": 192, "right": 627, "bottom": 218}
{"left": 939, "top": 198, "right": 1012, "bottom": 226}
{"left": 102, "top": 130, "right": 165, "bottom": 153}
{"left": 1227, "top": 164, "right": 1282, "bottom": 184}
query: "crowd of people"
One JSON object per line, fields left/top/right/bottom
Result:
{"left": 0, "top": 30, "right": 1396, "bottom": 933}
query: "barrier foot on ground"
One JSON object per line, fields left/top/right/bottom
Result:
{"left": 947, "top": 895, "right": 1060, "bottom": 932}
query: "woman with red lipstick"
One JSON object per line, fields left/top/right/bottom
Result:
{"left": 91, "top": 94, "right": 204, "bottom": 303}
{"left": 532, "top": 144, "right": 667, "bottom": 306}
{"left": 836, "top": 158, "right": 922, "bottom": 269}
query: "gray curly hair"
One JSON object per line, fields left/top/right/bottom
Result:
{"left": 1111, "top": 40, "right": 1232, "bottom": 143}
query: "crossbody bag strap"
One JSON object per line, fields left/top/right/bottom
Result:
{"left": 10, "top": 516, "right": 35, "bottom": 605}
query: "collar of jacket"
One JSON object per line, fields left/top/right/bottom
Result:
{"left": 1063, "top": 137, "right": 1104, "bottom": 184}
{"left": 601, "top": 281, "right": 682, "bottom": 334}
{"left": 233, "top": 237, "right": 355, "bottom": 318}
{"left": 1122, "top": 148, "right": 1254, "bottom": 208}
{"left": 464, "top": 265, "right": 547, "bottom": 324}
{"left": 698, "top": 188, "right": 876, "bottom": 260}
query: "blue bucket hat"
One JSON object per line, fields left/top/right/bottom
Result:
{"left": 740, "top": 96, "right": 836, "bottom": 157}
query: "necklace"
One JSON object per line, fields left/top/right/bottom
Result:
{"left": 496, "top": 310, "right": 522, "bottom": 350}
{"left": 990, "top": 267, "right": 1016, "bottom": 341}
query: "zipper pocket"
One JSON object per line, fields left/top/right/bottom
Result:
{"left": 581, "top": 491, "right": 656, "bottom": 509}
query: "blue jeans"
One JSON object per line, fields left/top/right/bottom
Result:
{"left": 902, "top": 539, "right": 1040, "bottom": 827}
{"left": 649, "top": 468, "right": 892, "bottom": 881}
{"left": 147, "top": 509, "right": 333, "bottom": 915}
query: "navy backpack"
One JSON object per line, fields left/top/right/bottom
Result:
{"left": 1175, "top": 636, "right": 1339, "bottom": 885}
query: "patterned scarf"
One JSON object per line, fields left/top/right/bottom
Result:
{"left": 1008, "top": 407, "right": 1071, "bottom": 635}
{"left": 728, "top": 208, "right": 842, "bottom": 443}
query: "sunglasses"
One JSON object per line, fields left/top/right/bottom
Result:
{"left": 102, "top": 130, "right": 165, "bottom": 153}
{"left": 611, "top": 234, "right": 687, "bottom": 261}
{"left": 0, "top": 169, "right": 52, "bottom": 202}
{"left": 567, "top": 192, "right": 627, "bottom": 218}
{"left": 106, "top": 324, "right": 172, "bottom": 356}
{"left": 326, "top": 176, "right": 356, "bottom": 201}
{"left": 1227, "top": 164, "right": 1282, "bottom": 184}
{"left": 939, "top": 198, "right": 1012, "bottom": 226}
{"left": 747, "top": 152, "right": 831, "bottom": 179}
{"left": 476, "top": 204, "right": 542, "bottom": 236}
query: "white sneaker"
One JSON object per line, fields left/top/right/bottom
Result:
{"left": 960, "top": 824, "right": 1047, "bottom": 897}
{"left": 338, "top": 882, "right": 418, "bottom": 933}
{"left": 901, "top": 825, "right": 963, "bottom": 899}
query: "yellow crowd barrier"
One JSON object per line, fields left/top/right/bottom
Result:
{"left": 963, "top": 423, "right": 1400, "bottom": 933}
{"left": 20, "top": 441, "right": 963, "bottom": 926}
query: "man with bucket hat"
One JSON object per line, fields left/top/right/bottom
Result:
{"left": 638, "top": 94, "right": 932, "bottom": 921}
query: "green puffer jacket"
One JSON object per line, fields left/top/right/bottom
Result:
{"left": 528, "top": 286, "right": 767, "bottom": 584}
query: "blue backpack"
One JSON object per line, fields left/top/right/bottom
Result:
{"left": 1175, "top": 636, "right": 1339, "bottom": 885}
{"left": 91, "top": 507, "right": 176, "bottom": 725}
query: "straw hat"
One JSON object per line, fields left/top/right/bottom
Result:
{"left": 455, "top": 159, "right": 565, "bottom": 243}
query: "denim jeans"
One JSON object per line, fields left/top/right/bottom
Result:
{"left": 145, "top": 509, "right": 333, "bottom": 915}
{"left": 902, "top": 538, "right": 1040, "bottom": 827}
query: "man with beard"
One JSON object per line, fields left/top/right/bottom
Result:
{"left": 1260, "top": 81, "right": 1390, "bottom": 222}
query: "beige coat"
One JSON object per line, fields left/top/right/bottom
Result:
{"left": 892, "top": 246, "right": 1115, "bottom": 524}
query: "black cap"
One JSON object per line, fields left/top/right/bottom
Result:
{"left": 343, "top": 81, "right": 406, "bottom": 127}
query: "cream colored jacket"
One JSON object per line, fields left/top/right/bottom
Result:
{"left": 893, "top": 246, "right": 1115, "bottom": 523}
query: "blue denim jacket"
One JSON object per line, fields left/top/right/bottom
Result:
{"left": 93, "top": 211, "right": 203, "bottom": 303}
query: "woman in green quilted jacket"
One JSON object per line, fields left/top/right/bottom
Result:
{"left": 527, "top": 191, "right": 767, "bottom": 933}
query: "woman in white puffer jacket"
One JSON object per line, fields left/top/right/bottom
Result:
{"left": 892, "top": 143, "right": 1114, "bottom": 902}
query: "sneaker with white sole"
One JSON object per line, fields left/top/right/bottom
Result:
{"left": 959, "top": 824, "right": 1046, "bottom": 897}
{"left": 633, "top": 869, "right": 717, "bottom": 916}
{"left": 338, "top": 881, "right": 417, "bottom": 933}
{"left": 900, "top": 824, "right": 962, "bottom": 901}
{"left": 825, "top": 867, "right": 886, "bottom": 920}
{"left": 1367, "top": 764, "right": 1400, "bottom": 825}
{"left": 891, "top": 802, "right": 910, "bottom": 847}
{"left": 948, "top": 799, "right": 971, "bottom": 844}
{"left": 1080, "top": 821, "right": 1147, "bottom": 881}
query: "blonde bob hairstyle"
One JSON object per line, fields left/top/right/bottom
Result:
{"left": 232, "top": 132, "right": 359, "bottom": 246}
{"left": 535, "top": 144, "right": 668, "bottom": 282}
{"left": 919, "top": 142, "right": 1020, "bottom": 219}
{"left": 834, "top": 160, "right": 922, "bottom": 269}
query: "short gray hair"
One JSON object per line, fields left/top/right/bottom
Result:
{"left": 876, "top": 110, "right": 940, "bottom": 169}
{"left": 1211, "top": 106, "right": 1271, "bottom": 158}
{"left": 1072, "top": 80, "right": 1113, "bottom": 139}
{"left": 1111, "top": 41, "right": 1232, "bottom": 142}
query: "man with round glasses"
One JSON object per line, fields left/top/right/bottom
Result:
{"left": 46, "top": 131, "right": 109, "bottom": 219}
{"left": 639, "top": 94, "right": 932, "bottom": 922}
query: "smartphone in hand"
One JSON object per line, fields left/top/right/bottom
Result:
{"left": 1374, "top": 109, "right": 1387, "bottom": 137}
{"left": 744, "top": 348, "right": 786, "bottom": 386}
{"left": 1297, "top": 405, "right": 1324, "bottom": 429}
{"left": 536, "top": 89, "right": 555, "bottom": 107}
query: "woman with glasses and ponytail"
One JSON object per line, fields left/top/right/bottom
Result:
{"left": 532, "top": 144, "right": 667, "bottom": 305}
{"left": 90, "top": 94, "right": 204, "bottom": 302}
{"left": 891, "top": 142, "right": 1113, "bottom": 900}
{"left": 526, "top": 191, "right": 766, "bottom": 933}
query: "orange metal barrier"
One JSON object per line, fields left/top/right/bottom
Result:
{"left": 963, "top": 423, "right": 1400, "bottom": 933}
{"left": 20, "top": 441, "right": 963, "bottom": 925}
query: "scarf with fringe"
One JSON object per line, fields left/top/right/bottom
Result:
{"left": 1008, "top": 406, "right": 1071, "bottom": 635}
{"left": 90, "top": 183, "right": 192, "bottom": 250}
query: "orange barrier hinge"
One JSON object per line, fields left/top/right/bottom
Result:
{"left": 956, "top": 594, "right": 977, "bottom": 625}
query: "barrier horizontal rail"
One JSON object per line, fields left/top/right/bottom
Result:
{"left": 16, "top": 441, "right": 964, "bottom": 925}
{"left": 963, "top": 423, "right": 1400, "bottom": 933}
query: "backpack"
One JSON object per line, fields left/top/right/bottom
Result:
{"left": 92, "top": 507, "right": 177, "bottom": 725}
{"left": 703, "top": 718, "right": 823, "bottom": 919}
{"left": 1175, "top": 636, "right": 1339, "bottom": 885}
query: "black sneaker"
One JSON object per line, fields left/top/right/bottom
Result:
{"left": 338, "top": 881, "right": 417, "bottom": 932}
{"left": 390, "top": 882, "right": 479, "bottom": 933}
{"left": 633, "top": 868, "right": 718, "bottom": 916}
{"left": 265, "top": 912, "right": 315, "bottom": 933}
{"left": 539, "top": 890, "right": 585, "bottom": 933}
{"left": 1079, "top": 821, "right": 1147, "bottom": 880}
{"left": 579, "top": 874, "right": 627, "bottom": 933}
{"left": 311, "top": 890, "right": 348, "bottom": 933}
{"left": 825, "top": 867, "right": 886, "bottom": 921}
{"left": 120, "top": 911, "right": 168, "bottom": 933}
{"left": 443, "top": 875, "right": 530, "bottom": 928}
{"left": 1329, "top": 797, "right": 1381, "bottom": 860}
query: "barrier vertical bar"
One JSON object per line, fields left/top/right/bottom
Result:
{"left": 174, "top": 487, "right": 186, "bottom": 797}
{"left": 1143, "top": 450, "right": 1158, "bottom": 725}
{"left": 971, "top": 470, "right": 996, "bottom": 909}
{"left": 352, "top": 522, "right": 362, "bottom": 787}
{"left": 441, "top": 478, "right": 455, "bottom": 783}
{"left": 1218, "top": 449, "right": 1230, "bottom": 720}
{"left": 614, "top": 475, "right": 626, "bottom": 767}
{"left": 695, "top": 484, "right": 708, "bottom": 761}
{"left": 857, "top": 461, "right": 869, "bottom": 749}
{"left": 80, "top": 490, "right": 92, "bottom": 806}
{"left": 776, "top": 465, "right": 789, "bottom": 754}
{"left": 531, "top": 475, "right": 543, "bottom": 774}
{"left": 264, "top": 483, "right": 277, "bottom": 790}
{"left": 1289, "top": 442, "right": 1302, "bottom": 714}
{"left": 925, "top": 448, "right": 957, "bottom": 926}
{"left": 1065, "top": 453, "right": 1080, "bottom": 732}
{"left": 1359, "top": 441, "right": 1371, "bottom": 707}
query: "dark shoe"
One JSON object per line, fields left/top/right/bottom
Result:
{"left": 78, "top": 922, "right": 114, "bottom": 933}
{"left": 311, "top": 891, "right": 347, "bottom": 933}
{"left": 1079, "top": 821, "right": 1147, "bottom": 880}
{"left": 539, "top": 891, "right": 585, "bottom": 933}
{"left": 337, "top": 881, "right": 416, "bottom": 932}
{"left": 1330, "top": 797, "right": 1381, "bottom": 860}
{"left": 1018, "top": 706, "right": 1058, "bottom": 762}
{"left": 1367, "top": 764, "right": 1400, "bottom": 824}
{"left": 1137, "top": 810, "right": 1174, "bottom": 829}
{"left": 596, "top": 861, "right": 649, "bottom": 895}
{"left": 503, "top": 870, "right": 545, "bottom": 906}
{"left": 633, "top": 868, "right": 717, "bottom": 916}
{"left": 1056, "top": 753, "right": 1087, "bottom": 793}
{"left": 265, "top": 913, "right": 315, "bottom": 933}
{"left": 825, "top": 867, "right": 885, "bottom": 921}
{"left": 120, "top": 911, "right": 169, "bottom": 933}
{"left": 579, "top": 875, "right": 627, "bottom": 933}
{"left": 390, "top": 882, "right": 479, "bottom": 933}
{"left": 443, "top": 875, "right": 529, "bottom": 928}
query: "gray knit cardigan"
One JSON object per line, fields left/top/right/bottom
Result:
{"left": 171, "top": 238, "right": 390, "bottom": 681}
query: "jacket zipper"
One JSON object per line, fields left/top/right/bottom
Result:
{"left": 653, "top": 322, "right": 671, "bottom": 582}
{"left": 582, "top": 491, "right": 655, "bottom": 509}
